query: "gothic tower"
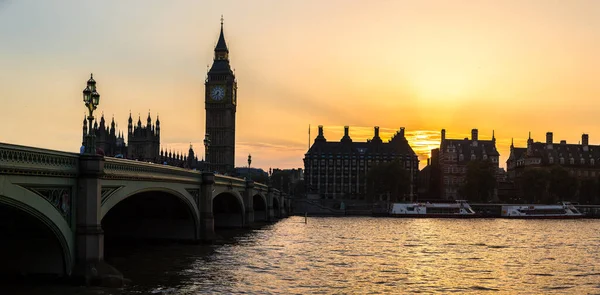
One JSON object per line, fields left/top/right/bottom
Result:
{"left": 205, "top": 17, "right": 237, "bottom": 174}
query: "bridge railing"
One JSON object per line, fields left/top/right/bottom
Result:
{"left": 0, "top": 142, "right": 79, "bottom": 177}
{"left": 103, "top": 157, "right": 201, "bottom": 183}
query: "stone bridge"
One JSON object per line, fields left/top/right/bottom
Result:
{"left": 0, "top": 142, "right": 289, "bottom": 283}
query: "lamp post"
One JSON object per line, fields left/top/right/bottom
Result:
{"left": 203, "top": 133, "right": 210, "bottom": 172}
{"left": 247, "top": 154, "right": 252, "bottom": 179}
{"left": 82, "top": 74, "right": 100, "bottom": 155}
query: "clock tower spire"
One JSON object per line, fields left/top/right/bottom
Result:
{"left": 205, "top": 16, "right": 237, "bottom": 174}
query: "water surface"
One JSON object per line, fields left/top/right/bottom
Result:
{"left": 9, "top": 217, "right": 600, "bottom": 294}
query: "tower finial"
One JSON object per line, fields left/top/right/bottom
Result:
{"left": 90, "top": 73, "right": 93, "bottom": 79}
{"left": 221, "top": 15, "right": 224, "bottom": 27}
{"left": 528, "top": 131, "right": 531, "bottom": 139}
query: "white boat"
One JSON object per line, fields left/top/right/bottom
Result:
{"left": 501, "top": 202, "right": 583, "bottom": 219}
{"left": 389, "top": 200, "right": 479, "bottom": 218}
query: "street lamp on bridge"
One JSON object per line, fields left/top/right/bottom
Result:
{"left": 82, "top": 74, "right": 100, "bottom": 155}
{"left": 203, "top": 133, "right": 210, "bottom": 171}
{"left": 247, "top": 154, "right": 252, "bottom": 179}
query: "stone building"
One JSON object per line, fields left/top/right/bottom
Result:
{"left": 303, "top": 125, "right": 419, "bottom": 200}
{"left": 507, "top": 132, "right": 600, "bottom": 192}
{"left": 82, "top": 114, "right": 127, "bottom": 157}
{"left": 127, "top": 112, "right": 160, "bottom": 162}
{"left": 437, "top": 128, "right": 500, "bottom": 200}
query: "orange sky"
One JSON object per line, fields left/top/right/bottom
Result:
{"left": 0, "top": 0, "right": 599, "bottom": 170}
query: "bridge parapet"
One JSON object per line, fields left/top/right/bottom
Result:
{"left": 103, "top": 158, "right": 201, "bottom": 183}
{"left": 214, "top": 174, "right": 247, "bottom": 190}
{"left": 0, "top": 143, "right": 79, "bottom": 177}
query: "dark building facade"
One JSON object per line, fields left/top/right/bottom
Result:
{"left": 127, "top": 112, "right": 160, "bottom": 162}
{"left": 438, "top": 128, "right": 500, "bottom": 200}
{"left": 205, "top": 19, "right": 237, "bottom": 174}
{"left": 507, "top": 132, "right": 600, "bottom": 201}
{"left": 303, "top": 126, "right": 419, "bottom": 200}
{"left": 83, "top": 114, "right": 127, "bottom": 157}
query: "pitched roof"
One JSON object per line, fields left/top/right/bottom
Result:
{"left": 515, "top": 141, "right": 600, "bottom": 164}
{"left": 306, "top": 131, "right": 417, "bottom": 158}
{"left": 440, "top": 138, "right": 500, "bottom": 158}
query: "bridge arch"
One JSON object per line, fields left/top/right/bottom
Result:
{"left": 213, "top": 191, "right": 245, "bottom": 228}
{"left": 253, "top": 193, "right": 268, "bottom": 222}
{"left": 0, "top": 190, "right": 73, "bottom": 277}
{"left": 101, "top": 186, "right": 199, "bottom": 241}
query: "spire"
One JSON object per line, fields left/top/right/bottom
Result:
{"left": 511, "top": 137, "right": 514, "bottom": 149}
{"left": 215, "top": 15, "right": 229, "bottom": 53}
{"left": 492, "top": 130, "right": 495, "bottom": 142}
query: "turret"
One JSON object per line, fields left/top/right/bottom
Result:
{"left": 83, "top": 114, "right": 87, "bottom": 136}
{"left": 110, "top": 116, "right": 116, "bottom": 135}
{"left": 128, "top": 112, "right": 133, "bottom": 134}
{"left": 156, "top": 115, "right": 160, "bottom": 136}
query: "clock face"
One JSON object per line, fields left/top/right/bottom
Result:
{"left": 210, "top": 86, "right": 225, "bottom": 101}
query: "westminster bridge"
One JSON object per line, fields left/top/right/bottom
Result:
{"left": 0, "top": 142, "right": 290, "bottom": 284}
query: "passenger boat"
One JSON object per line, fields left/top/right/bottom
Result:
{"left": 501, "top": 202, "right": 583, "bottom": 219}
{"left": 389, "top": 200, "right": 479, "bottom": 218}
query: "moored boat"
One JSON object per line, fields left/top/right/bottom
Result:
{"left": 501, "top": 202, "right": 583, "bottom": 219}
{"left": 389, "top": 200, "right": 479, "bottom": 218}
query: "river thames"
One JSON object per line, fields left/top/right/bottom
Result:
{"left": 9, "top": 217, "right": 600, "bottom": 294}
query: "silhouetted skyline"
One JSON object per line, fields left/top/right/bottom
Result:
{"left": 0, "top": 0, "right": 599, "bottom": 169}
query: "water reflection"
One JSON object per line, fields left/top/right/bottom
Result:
{"left": 7, "top": 217, "right": 600, "bottom": 294}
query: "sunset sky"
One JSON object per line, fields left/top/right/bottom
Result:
{"left": 0, "top": 0, "right": 599, "bottom": 170}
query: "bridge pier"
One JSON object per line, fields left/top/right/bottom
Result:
{"left": 267, "top": 188, "right": 275, "bottom": 221}
{"left": 244, "top": 180, "right": 255, "bottom": 227}
{"left": 73, "top": 155, "right": 123, "bottom": 286}
{"left": 199, "top": 172, "right": 215, "bottom": 242}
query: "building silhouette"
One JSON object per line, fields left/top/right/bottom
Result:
{"left": 82, "top": 114, "right": 127, "bottom": 157}
{"left": 507, "top": 132, "right": 600, "bottom": 203}
{"left": 437, "top": 128, "right": 500, "bottom": 200}
{"left": 205, "top": 18, "right": 237, "bottom": 174}
{"left": 303, "top": 125, "right": 419, "bottom": 200}
{"left": 127, "top": 112, "right": 160, "bottom": 162}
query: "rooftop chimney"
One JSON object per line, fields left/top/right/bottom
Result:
{"left": 374, "top": 126, "right": 380, "bottom": 138}
{"left": 400, "top": 127, "right": 405, "bottom": 137}
{"left": 560, "top": 140, "right": 567, "bottom": 145}
{"left": 441, "top": 129, "right": 446, "bottom": 141}
{"left": 471, "top": 129, "right": 478, "bottom": 141}
{"left": 582, "top": 134, "right": 589, "bottom": 146}
{"left": 318, "top": 125, "right": 324, "bottom": 136}
{"left": 344, "top": 126, "right": 349, "bottom": 137}
{"left": 546, "top": 132, "right": 553, "bottom": 144}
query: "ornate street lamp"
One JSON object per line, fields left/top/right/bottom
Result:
{"left": 83, "top": 74, "right": 100, "bottom": 154}
{"left": 203, "top": 133, "right": 210, "bottom": 171}
{"left": 247, "top": 153, "right": 252, "bottom": 179}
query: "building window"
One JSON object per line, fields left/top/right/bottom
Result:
{"left": 581, "top": 158, "right": 585, "bottom": 165}
{"left": 549, "top": 157, "right": 554, "bottom": 164}
{"left": 560, "top": 157, "right": 564, "bottom": 164}
{"left": 471, "top": 154, "right": 476, "bottom": 161}
{"left": 591, "top": 159, "right": 595, "bottom": 166}
{"left": 570, "top": 158, "right": 574, "bottom": 165}
{"left": 483, "top": 154, "right": 488, "bottom": 160}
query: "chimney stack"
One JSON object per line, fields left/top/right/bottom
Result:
{"left": 582, "top": 134, "right": 589, "bottom": 146}
{"left": 400, "top": 127, "right": 405, "bottom": 137}
{"left": 318, "top": 125, "right": 324, "bottom": 136}
{"left": 441, "top": 129, "right": 446, "bottom": 141}
{"left": 471, "top": 129, "right": 478, "bottom": 141}
{"left": 374, "top": 126, "right": 380, "bottom": 138}
{"left": 546, "top": 132, "right": 553, "bottom": 144}
{"left": 344, "top": 126, "right": 349, "bottom": 137}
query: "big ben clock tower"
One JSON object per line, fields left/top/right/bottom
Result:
{"left": 205, "top": 17, "right": 237, "bottom": 174}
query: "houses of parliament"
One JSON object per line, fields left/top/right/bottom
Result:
{"left": 81, "top": 18, "right": 237, "bottom": 173}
